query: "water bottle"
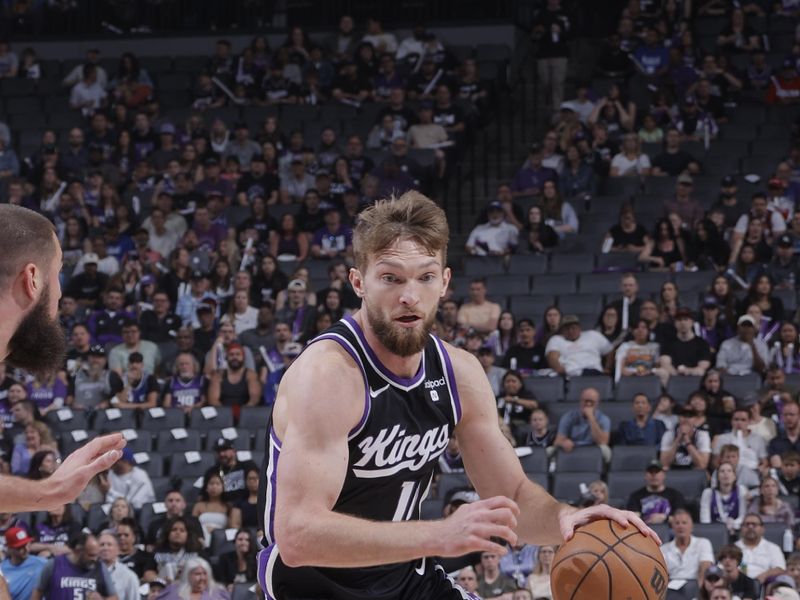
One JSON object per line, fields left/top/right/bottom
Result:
{"left": 510, "top": 358, "right": 518, "bottom": 371}
{"left": 783, "top": 527, "right": 794, "bottom": 553}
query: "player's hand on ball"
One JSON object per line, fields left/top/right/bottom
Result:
{"left": 438, "top": 496, "right": 519, "bottom": 557}
{"left": 559, "top": 504, "right": 661, "bottom": 546}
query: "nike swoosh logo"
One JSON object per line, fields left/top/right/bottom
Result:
{"left": 369, "top": 384, "right": 390, "bottom": 398}
{"left": 415, "top": 557, "right": 426, "bottom": 576}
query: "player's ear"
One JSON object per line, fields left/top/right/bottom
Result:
{"left": 440, "top": 267, "right": 451, "bottom": 298}
{"left": 17, "top": 262, "right": 40, "bottom": 303}
{"left": 350, "top": 267, "right": 365, "bottom": 297}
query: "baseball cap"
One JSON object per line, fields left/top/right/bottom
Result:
{"left": 769, "top": 178, "right": 784, "bottom": 189}
{"left": 738, "top": 314, "right": 757, "bottom": 327}
{"left": 704, "top": 565, "right": 723, "bottom": 581}
{"left": 675, "top": 307, "right": 694, "bottom": 320}
{"left": 140, "top": 274, "right": 155, "bottom": 286}
{"left": 772, "top": 575, "right": 798, "bottom": 590}
{"left": 783, "top": 57, "right": 797, "bottom": 70}
{"left": 204, "top": 156, "right": 219, "bottom": 166}
{"left": 287, "top": 279, "right": 307, "bottom": 291}
{"left": 769, "top": 588, "right": 800, "bottom": 600}
{"left": 529, "top": 142, "right": 543, "bottom": 155}
{"left": 159, "top": 123, "right": 176, "bottom": 135}
{"left": 645, "top": 459, "right": 663, "bottom": 472}
{"left": 677, "top": 173, "right": 693, "bottom": 185}
{"left": 88, "top": 344, "right": 106, "bottom": 356}
{"left": 778, "top": 234, "right": 794, "bottom": 248}
{"left": 4, "top": 527, "right": 32, "bottom": 549}
{"left": 149, "top": 578, "right": 168, "bottom": 591}
{"left": 721, "top": 175, "right": 736, "bottom": 187}
{"left": 281, "top": 342, "right": 304, "bottom": 357}
{"left": 448, "top": 490, "right": 480, "bottom": 506}
{"left": 487, "top": 201, "right": 504, "bottom": 211}
{"left": 196, "top": 298, "right": 217, "bottom": 313}
{"left": 121, "top": 447, "right": 136, "bottom": 464}
{"left": 560, "top": 314, "right": 580, "bottom": 328}
{"left": 702, "top": 296, "right": 719, "bottom": 309}
{"left": 82, "top": 252, "right": 99, "bottom": 265}
{"left": 190, "top": 270, "right": 207, "bottom": 280}
{"left": 214, "top": 438, "right": 234, "bottom": 451}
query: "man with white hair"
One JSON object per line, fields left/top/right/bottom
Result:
{"left": 455, "top": 566, "right": 479, "bottom": 594}
{"left": 98, "top": 531, "right": 139, "bottom": 600}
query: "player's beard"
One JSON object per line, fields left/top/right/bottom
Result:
{"left": 6, "top": 285, "right": 67, "bottom": 377}
{"left": 366, "top": 302, "right": 436, "bottom": 357}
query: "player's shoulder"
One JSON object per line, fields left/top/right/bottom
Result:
{"left": 435, "top": 338, "right": 490, "bottom": 394}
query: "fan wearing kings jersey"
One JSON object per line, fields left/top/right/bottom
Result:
{"left": 257, "top": 191, "right": 659, "bottom": 600}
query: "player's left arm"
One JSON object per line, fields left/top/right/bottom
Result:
{"left": 451, "top": 346, "right": 659, "bottom": 545}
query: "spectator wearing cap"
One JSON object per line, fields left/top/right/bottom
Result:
{"left": 664, "top": 173, "right": 705, "bottom": 227}
{"left": 207, "top": 342, "right": 261, "bottom": 410}
{"left": 108, "top": 319, "right": 161, "bottom": 375}
{"left": 86, "top": 287, "right": 135, "bottom": 348}
{"left": 675, "top": 94, "right": 719, "bottom": 141}
{"left": 100, "top": 446, "right": 155, "bottom": 510}
{"left": 235, "top": 153, "right": 279, "bottom": 205}
{"left": 716, "top": 314, "right": 768, "bottom": 376}
{"left": 478, "top": 345, "right": 506, "bottom": 396}
{"left": 767, "top": 58, "right": 800, "bottom": 105}
{"left": 456, "top": 278, "right": 502, "bottom": 336}
{"left": 111, "top": 352, "right": 160, "bottom": 410}
{"left": 501, "top": 319, "right": 546, "bottom": 377}
{"left": 768, "top": 234, "right": 800, "bottom": 290}
{"left": 275, "top": 279, "right": 313, "bottom": 341}
{"left": 310, "top": 209, "right": 354, "bottom": 260}
{"left": 176, "top": 270, "right": 215, "bottom": 329}
{"left": 67, "top": 344, "right": 123, "bottom": 409}
{"left": 736, "top": 514, "right": 787, "bottom": 582}
{"left": 625, "top": 459, "right": 686, "bottom": 524}
{"left": 1, "top": 526, "right": 46, "bottom": 600}
{"left": 716, "top": 544, "right": 759, "bottom": 600}
{"left": 712, "top": 175, "right": 748, "bottom": 232}
{"left": 553, "top": 387, "right": 611, "bottom": 459}
{"left": 660, "top": 405, "right": 712, "bottom": 471}
{"left": 545, "top": 314, "right": 613, "bottom": 377}
{"left": 697, "top": 296, "right": 734, "bottom": 353}
{"left": 658, "top": 308, "right": 713, "bottom": 382}
{"left": 651, "top": 128, "right": 701, "bottom": 177}
{"left": 204, "top": 438, "right": 258, "bottom": 504}
{"left": 510, "top": 143, "right": 557, "bottom": 198}
{"left": 465, "top": 201, "right": 519, "bottom": 257}
{"left": 196, "top": 157, "right": 235, "bottom": 204}
{"left": 148, "top": 123, "right": 181, "bottom": 173}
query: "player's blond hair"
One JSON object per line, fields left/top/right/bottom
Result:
{"left": 353, "top": 191, "right": 449, "bottom": 271}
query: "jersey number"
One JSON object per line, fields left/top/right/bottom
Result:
{"left": 392, "top": 481, "right": 420, "bottom": 521}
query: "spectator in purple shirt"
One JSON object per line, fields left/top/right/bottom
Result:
{"left": 510, "top": 143, "right": 557, "bottom": 198}
{"left": 310, "top": 209, "right": 353, "bottom": 260}
{"left": 191, "top": 205, "right": 226, "bottom": 253}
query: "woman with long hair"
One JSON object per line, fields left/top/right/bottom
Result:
{"left": 192, "top": 472, "right": 238, "bottom": 546}
{"left": 658, "top": 281, "right": 681, "bottom": 323}
{"left": 540, "top": 180, "right": 578, "bottom": 236}
{"left": 527, "top": 545, "right": 556, "bottom": 599}
{"left": 162, "top": 247, "right": 192, "bottom": 305}
{"left": 30, "top": 504, "right": 80, "bottom": 556}
{"left": 699, "top": 462, "right": 748, "bottom": 533}
{"left": 496, "top": 370, "right": 538, "bottom": 436}
{"left": 688, "top": 218, "right": 730, "bottom": 269}
{"left": 639, "top": 218, "right": 685, "bottom": 271}
{"left": 740, "top": 274, "right": 784, "bottom": 323}
{"left": 485, "top": 311, "right": 516, "bottom": 359}
{"left": 269, "top": 213, "right": 308, "bottom": 262}
{"left": 588, "top": 83, "right": 636, "bottom": 137}
{"left": 60, "top": 216, "right": 89, "bottom": 274}
{"left": 220, "top": 290, "right": 259, "bottom": 335}
{"left": 559, "top": 144, "right": 596, "bottom": 199}
{"left": 769, "top": 321, "right": 800, "bottom": 373}
{"left": 595, "top": 305, "right": 624, "bottom": 345}
{"left": 252, "top": 254, "right": 288, "bottom": 307}
{"left": 158, "top": 556, "right": 230, "bottom": 599}
{"left": 283, "top": 26, "right": 311, "bottom": 65}
{"left": 708, "top": 275, "right": 737, "bottom": 325}
{"left": 97, "top": 497, "right": 136, "bottom": 534}
{"left": 216, "top": 529, "right": 257, "bottom": 589}
{"left": 747, "top": 476, "right": 795, "bottom": 526}
{"left": 523, "top": 205, "right": 559, "bottom": 252}
{"left": 653, "top": 393, "right": 678, "bottom": 431}
{"left": 700, "top": 369, "right": 736, "bottom": 436}
{"left": 27, "top": 449, "right": 58, "bottom": 480}
{"left": 230, "top": 467, "right": 260, "bottom": 530}
{"left": 535, "top": 306, "right": 562, "bottom": 346}
{"left": 209, "top": 259, "right": 234, "bottom": 308}
{"left": 11, "top": 421, "right": 57, "bottom": 475}
{"left": 154, "top": 516, "right": 206, "bottom": 582}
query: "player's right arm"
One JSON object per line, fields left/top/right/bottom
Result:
{"left": 272, "top": 340, "right": 518, "bottom": 569}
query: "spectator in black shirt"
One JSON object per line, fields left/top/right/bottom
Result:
{"left": 605, "top": 205, "right": 650, "bottom": 253}
{"left": 659, "top": 308, "right": 713, "bottom": 382}
{"left": 711, "top": 175, "right": 747, "bottom": 232}
{"left": 261, "top": 60, "right": 299, "bottom": 105}
{"left": 694, "top": 78, "right": 727, "bottom": 123}
{"left": 296, "top": 189, "right": 327, "bottom": 234}
{"left": 377, "top": 87, "right": 417, "bottom": 132}
{"left": 406, "top": 57, "right": 448, "bottom": 101}
{"left": 215, "top": 529, "right": 257, "bottom": 588}
{"left": 204, "top": 438, "right": 258, "bottom": 503}
{"left": 236, "top": 154, "right": 279, "bottom": 205}
{"left": 716, "top": 546, "right": 760, "bottom": 600}
{"left": 144, "top": 491, "right": 204, "bottom": 549}
{"left": 521, "top": 407, "right": 556, "bottom": 449}
{"left": 531, "top": 0, "right": 571, "bottom": 108}
{"left": 651, "top": 128, "right": 701, "bottom": 177}
{"left": 626, "top": 460, "right": 687, "bottom": 524}
{"left": 344, "top": 134, "right": 374, "bottom": 186}
{"left": 433, "top": 85, "right": 466, "bottom": 145}
{"left": 64, "top": 255, "right": 109, "bottom": 308}
{"left": 501, "top": 319, "right": 546, "bottom": 377}
{"left": 331, "top": 60, "right": 370, "bottom": 105}
{"left": 138, "top": 291, "right": 181, "bottom": 345}
{"left": 117, "top": 517, "right": 158, "bottom": 579}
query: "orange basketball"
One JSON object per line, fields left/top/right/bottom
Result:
{"left": 550, "top": 519, "right": 668, "bottom": 600}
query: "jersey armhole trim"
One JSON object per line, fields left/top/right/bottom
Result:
{"left": 312, "top": 333, "right": 372, "bottom": 440}
{"left": 433, "top": 336, "right": 463, "bottom": 425}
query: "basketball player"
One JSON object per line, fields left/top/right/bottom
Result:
{"left": 0, "top": 205, "right": 125, "bottom": 512}
{"left": 258, "top": 192, "right": 657, "bottom": 600}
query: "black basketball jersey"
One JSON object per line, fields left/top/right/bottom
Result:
{"left": 258, "top": 314, "right": 471, "bottom": 600}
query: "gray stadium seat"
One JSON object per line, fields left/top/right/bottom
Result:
{"left": 204, "top": 428, "right": 251, "bottom": 451}
{"left": 486, "top": 274, "right": 530, "bottom": 296}
{"left": 437, "top": 472, "right": 471, "bottom": 501}
{"left": 691, "top": 523, "right": 728, "bottom": 550}
{"left": 134, "top": 452, "right": 165, "bottom": 478}
{"left": 210, "top": 528, "right": 237, "bottom": 556}
{"left": 168, "top": 451, "right": 216, "bottom": 478}
{"left": 46, "top": 409, "right": 89, "bottom": 433}
{"left": 602, "top": 403, "right": 637, "bottom": 429}
{"left": 463, "top": 256, "right": 505, "bottom": 277}
{"left": 579, "top": 273, "right": 622, "bottom": 294}
{"left": 547, "top": 402, "right": 579, "bottom": 426}
{"left": 239, "top": 406, "right": 273, "bottom": 430}
{"left": 566, "top": 376, "right": 613, "bottom": 401}
{"left": 607, "top": 471, "right": 644, "bottom": 500}
{"left": 141, "top": 407, "right": 186, "bottom": 432}
{"left": 524, "top": 376, "right": 564, "bottom": 403}
{"left": 613, "top": 376, "right": 662, "bottom": 402}
{"left": 550, "top": 253, "right": 596, "bottom": 274}
{"left": 59, "top": 431, "right": 98, "bottom": 456}
{"left": 123, "top": 431, "right": 154, "bottom": 453}
{"left": 420, "top": 499, "right": 444, "bottom": 520}
{"left": 508, "top": 254, "right": 548, "bottom": 275}
{"left": 664, "top": 470, "right": 708, "bottom": 501}
{"left": 188, "top": 406, "right": 235, "bottom": 431}
{"left": 532, "top": 274, "right": 578, "bottom": 295}
{"left": 555, "top": 447, "right": 603, "bottom": 473}
{"left": 552, "top": 472, "right": 601, "bottom": 501}
{"left": 724, "top": 374, "right": 764, "bottom": 401}
{"left": 151, "top": 476, "right": 174, "bottom": 500}
{"left": 231, "top": 583, "right": 258, "bottom": 600}
{"left": 92, "top": 408, "right": 137, "bottom": 432}
{"left": 596, "top": 253, "right": 639, "bottom": 271}
{"left": 528, "top": 473, "right": 548, "bottom": 489}
{"left": 609, "top": 446, "right": 658, "bottom": 471}
{"left": 666, "top": 376, "right": 702, "bottom": 404}
{"left": 558, "top": 294, "right": 602, "bottom": 315}
{"left": 651, "top": 523, "right": 672, "bottom": 544}
{"left": 509, "top": 295, "right": 554, "bottom": 319}
{"left": 156, "top": 429, "right": 202, "bottom": 454}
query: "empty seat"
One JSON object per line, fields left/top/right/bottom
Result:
{"left": 151, "top": 476, "right": 174, "bottom": 500}
{"left": 552, "top": 472, "right": 601, "bottom": 501}
{"left": 566, "top": 376, "right": 613, "bottom": 401}
{"left": 508, "top": 254, "right": 548, "bottom": 275}
{"left": 205, "top": 428, "right": 251, "bottom": 451}
{"left": 123, "top": 431, "right": 154, "bottom": 453}
{"left": 674, "top": 271, "right": 714, "bottom": 292}
{"left": 141, "top": 407, "right": 186, "bottom": 432}
{"left": 437, "top": 472, "right": 471, "bottom": 501}
{"left": 210, "top": 528, "right": 238, "bottom": 556}
{"left": 532, "top": 274, "right": 578, "bottom": 295}
{"left": 724, "top": 374, "right": 764, "bottom": 402}
{"left": 596, "top": 253, "right": 638, "bottom": 271}
{"left": 157, "top": 73, "right": 191, "bottom": 91}
{"left": 463, "top": 256, "right": 505, "bottom": 277}
{"left": 133, "top": 452, "right": 165, "bottom": 478}
{"left": 86, "top": 503, "right": 112, "bottom": 532}
{"left": 168, "top": 451, "right": 216, "bottom": 478}
{"left": 666, "top": 376, "right": 702, "bottom": 404}
{"left": 579, "top": 273, "right": 622, "bottom": 294}
{"left": 691, "top": 522, "right": 728, "bottom": 550}
{"left": 486, "top": 274, "right": 530, "bottom": 296}
{"left": 93, "top": 408, "right": 137, "bottom": 432}
{"left": 231, "top": 583, "right": 258, "bottom": 600}
{"left": 550, "top": 253, "right": 596, "bottom": 274}
{"left": 555, "top": 447, "right": 603, "bottom": 473}
{"left": 46, "top": 409, "right": 89, "bottom": 432}
{"left": 59, "top": 431, "right": 98, "bottom": 456}
{"left": 157, "top": 429, "right": 202, "bottom": 454}
{"left": 607, "top": 471, "right": 645, "bottom": 500}
{"left": 602, "top": 403, "right": 637, "bottom": 429}
{"left": 664, "top": 470, "right": 708, "bottom": 501}
{"left": 523, "top": 376, "right": 564, "bottom": 403}
{"left": 614, "top": 376, "right": 662, "bottom": 402}
{"left": 609, "top": 446, "right": 658, "bottom": 471}
{"left": 238, "top": 406, "right": 273, "bottom": 430}
{"left": 509, "top": 295, "right": 554, "bottom": 318}
{"left": 558, "top": 294, "right": 602, "bottom": 315}
{"left": 189, "top": 406, "right": 235, "bottom": 431}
